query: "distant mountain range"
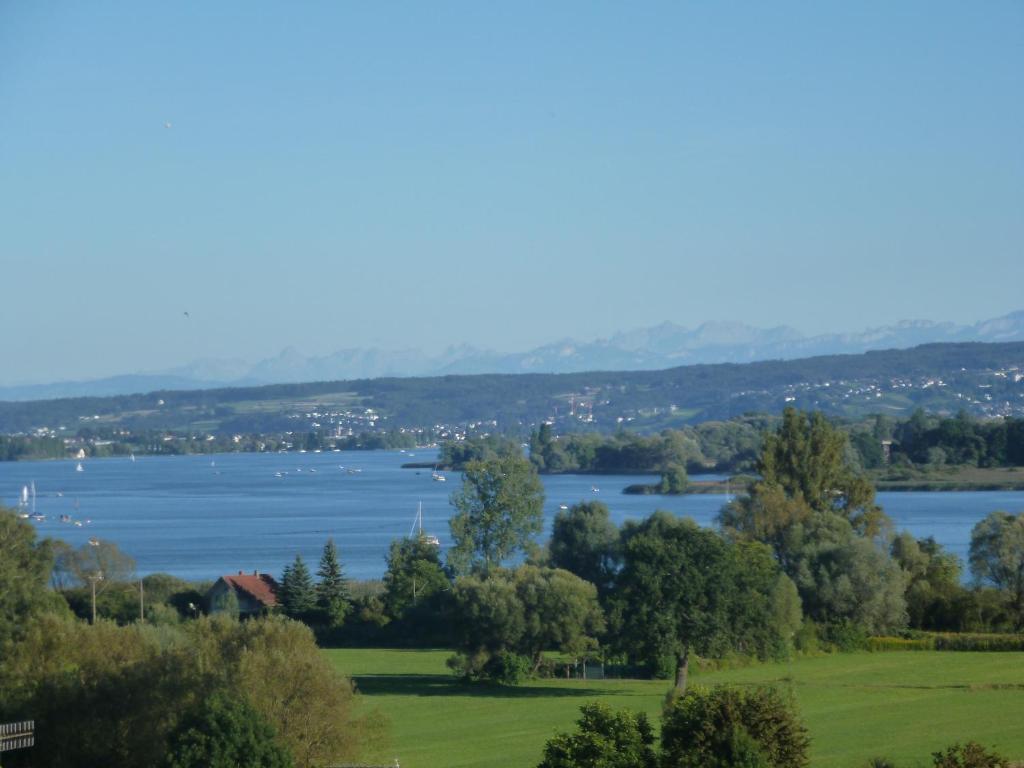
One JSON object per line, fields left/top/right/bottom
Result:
{"left": 3, "top": 310, "right": 1024, "bottom": 402}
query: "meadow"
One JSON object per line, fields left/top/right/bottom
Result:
{"left": 326, "top": 649, "right": 1024, "bottom": 768}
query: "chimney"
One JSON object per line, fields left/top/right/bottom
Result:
{"left": 238, "top": 570, "right": 243, "bottom": 575}
{"left": 253, "top": 570, "right": 259, "bottom": 576}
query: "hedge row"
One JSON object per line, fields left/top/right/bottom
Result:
{"left": 866, "top": 632, "right": 1024, "bottom": 652}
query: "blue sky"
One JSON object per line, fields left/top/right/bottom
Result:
{"left": 1, "top": 2, "right": 1021, "bottom": 383}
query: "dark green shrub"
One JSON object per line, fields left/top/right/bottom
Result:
{"left": 537, "top": 702, "right": 657, "bottom": 768}
{"left": 932, "top": 741, "right": 1007, "bottom": 767}
{"left": 661, "top": 685, "right": 809, "bottom": 768}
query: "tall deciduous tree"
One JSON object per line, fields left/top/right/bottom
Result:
{"left": 970, "top": 511, "right": 1024, "bottom": 629}
{"left": 720, "top": 408, "right": 907, "bottom": 634}
{"left": 611, "top": 513, "right": 788, "bottom": 694}
{"left": 448, "top": 455, "right": 545, "bottom": 575}
{"left": 316, "top": 539, "right": 351, "bottom": 627}
{"left": 548, "top": 501, "right": 620, "bottom": 595}
{"left": 0, "top": 507, "right": 66, "bottom": 648}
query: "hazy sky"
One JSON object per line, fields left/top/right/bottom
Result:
{"left": 1, "top": 2, "right": 1022, "bottom": 384}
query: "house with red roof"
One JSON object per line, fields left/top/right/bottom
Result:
{"left": 207, "top": 570, "right": 280, "bottom": 616}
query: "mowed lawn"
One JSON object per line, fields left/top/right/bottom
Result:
{"left": 326, "top": 649, "right": 1024, "bottom": 768}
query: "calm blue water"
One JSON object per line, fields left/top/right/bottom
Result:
{"left": 2, "top": 451, "right": 1022, "bottom": 581}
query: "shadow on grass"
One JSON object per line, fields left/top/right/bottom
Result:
{"left": 353, "top": 674, "right": 622, "bottom": 699}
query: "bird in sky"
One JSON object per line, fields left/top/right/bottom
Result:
{"left": 183, "top": 311, "right": 190, "bottom": 318}
{"left": 164, "top": 121, "right": 172, "bottom": 129}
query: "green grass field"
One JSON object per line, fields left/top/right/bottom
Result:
{"left": 326, "top": 649, "right": 1024, "bottom": 768}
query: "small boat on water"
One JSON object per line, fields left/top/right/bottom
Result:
{"left": 559, "top": 504, "right": 569, "bottom": 510}
{"left": 432, "top": 471, "right": 446, "bottom": 482}
{"left": 410, "top": 502, "right": 441, "bottom": 547}
{"left": 88, "top": 537, "right": 100, "bottom": 547}
{"left": 76, "top": 462, "right": 84, "bottom": 472}
{"left": 130, "top": 453, "right": 136, "bottom": 462}
{"left": 275, "top": 472, "right": 284, "bottom": 478}
{"left": 590, "top": 486, "right": 599, "bottom": 493}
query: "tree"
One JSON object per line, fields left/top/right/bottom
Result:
{"left": 166, "top": 693, "right": 293, "bottom": 768}
{"left": 448, "top": 454, "right": 545, "bottom": 574}
{"left": 1, "top": 613, "right": 381, "bottom": 768}
{"left": 548, "top": 501, "right": 620, "bottom": 595}
{"left": 279, "top": 556, "right": 316, "bottom": 619}
{"left": 720, "top": 408, "right": 906, "bottom": 634}
{"left": 57, "top": 538, "right": 137, "bottom": 594}
{"left": 660, "top": 685, "right": 810, "bottom": 768}
{"left": 383, "top": 535, "right": 450, "bottom": 617}
{"left": 537, "top": 702, "right": 657, "bottom": 768}
{"left": 891, "top": 534, "right": 963, "bottom": 630}
{"left": 969, "top": 511, "right": 1024, "bottom": 629}
{"left": 737, "top": 407, "right": 887, "bottom": 537}
{"left": 316, "top": 539, "right": 351, "bottom": 627}
{"left": 611, "top": 513, "right": 788, "bottom": 693}
{"left": 449, "top": 566, "right": 604, "bottom": 680}
{"left": 659, "top": 464, "right": 689, "bottom": 495}
{"left": 0, "top": 508, "right": 67, "bottom": 649}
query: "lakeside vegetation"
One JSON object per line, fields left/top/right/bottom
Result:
{"left": 3, "top": 405, "right": 1024, "bottom": 765}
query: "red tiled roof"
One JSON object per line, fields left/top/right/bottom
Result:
{"left": 221, "top": 573, "right": 279, "bottom": 607}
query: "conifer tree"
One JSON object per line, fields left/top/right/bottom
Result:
{"left": 280, "top": 555, "right": 316, "bottom": 618}
{"left": 316, "top": 539, "right": 351, "bottom": 626}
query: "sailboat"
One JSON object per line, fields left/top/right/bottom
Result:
{"left": 431, "top": 463, "right": 446, "bottom": 482}
{"left": 409, "top": 502, "right": 441, "bottom": 547}
{"left": 76, "top": 462, "right": 84, "bottom": 472}
{"left": 130, "top": 453, "right": 136, "bottom": 462}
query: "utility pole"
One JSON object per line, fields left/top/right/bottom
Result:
{"left": 88, "top": 572, "right": 104, "bottom": 624}
{"left": 139, "top": 578, "right": 145, "bottom": 622}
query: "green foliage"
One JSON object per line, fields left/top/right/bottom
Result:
{"left": 537, "top": 702, "right": 657, "bottom": 768}
{"left": 0, "top": 508, "right": 67, "bottom": 649}
{"left": 611, "top": 513, "right": 794, "bottom": 691}
{"left": 891, "top": 534, "right": 964, "bottom": 630}
{"left": 383, "top": 534, "right": 450, "bottom": 617}
{"left": 969, "top": 511, "right": 1024, "bottom": 629}
{"left": 659, "top": 463, "right": 689, "bottom": 494}
{"left": 279, "top": 555, "right": 316, "bottom": 619}
{"left": 165, "top": 693, "right": 293, "bottom": 768}
{"left": 441, "top": 434, "right": 522, "bottom": 468}
{"left": 931, "top": 742, "right": 1007, "bottom": 768}
{"left": 660, "top": 685, "right": 810, "bottom": 768}
{"left": 450, "top": 565, "right": 604, "bottom": 681}
{"left": 0, "top": 613, "right": 380, "bottom": 768}
{"left": 448, "top": 454, "right": 545, "bottom": 574}
{"left": 316, "top": 539, "right": 351, "bottom": 627}
{"left": 721, "top": 409, "right": 907, "bottom": 634}
{"left": 53, "top": 537, "right": 137, "bottom": 593}
{"left": 548, "top": 501, "right": 620, "bottom": 594}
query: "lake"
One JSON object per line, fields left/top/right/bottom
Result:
{"left": 3, "top": 450, "right": 1023, "bottom": 581}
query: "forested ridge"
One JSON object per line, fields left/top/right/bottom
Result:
{"left": 1, "top": 341, "right": 1022, "bottom": 436}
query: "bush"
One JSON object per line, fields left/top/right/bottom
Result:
{"left": 660, "top": 685, "right": 809, "bottom": 768}
{"left": 537, "top": 702, "right": 657, "bottom": 768}
{"left": 932, "top": 741, "right": 1007, "bottom": 767}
